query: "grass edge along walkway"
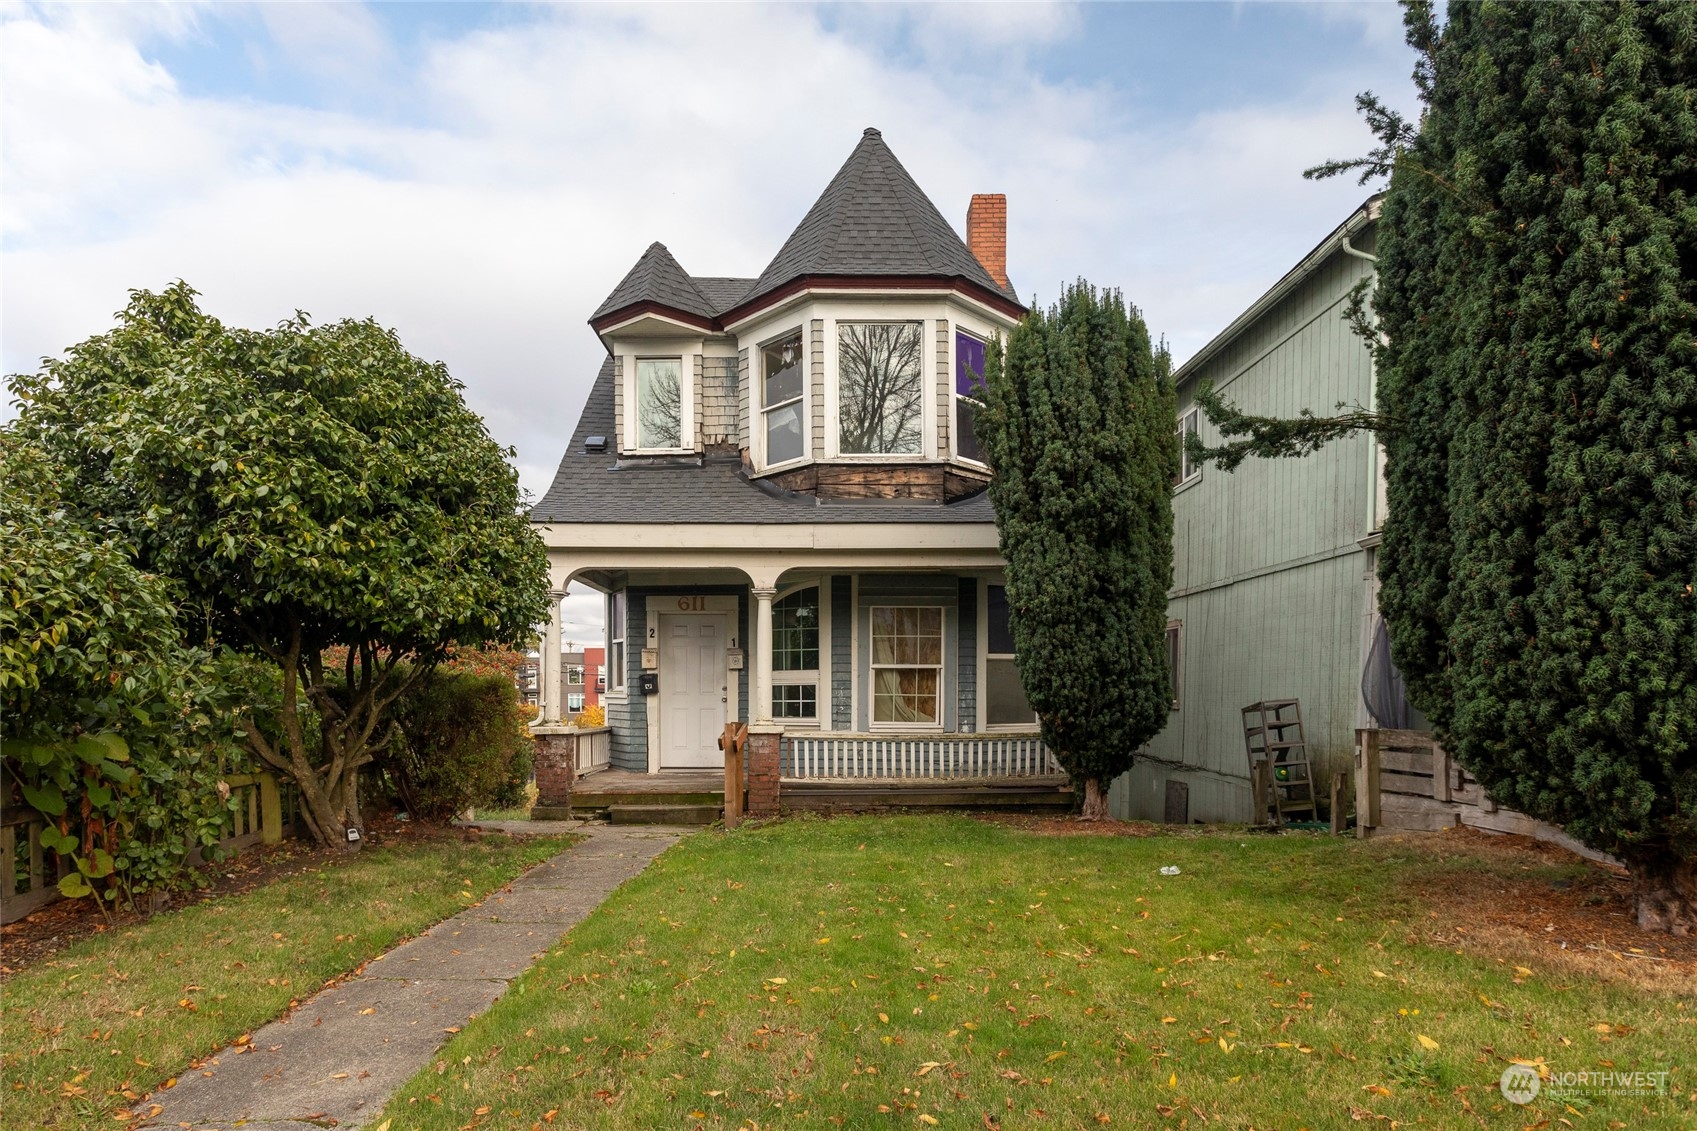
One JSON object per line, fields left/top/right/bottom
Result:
{"left": 377, "top": 815, "right": 1691, "bottom": 1130}
{"left": 1, "top": 829, "right": 578, "bottom": 1130}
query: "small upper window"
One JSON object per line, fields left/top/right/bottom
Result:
{"left": 1166, "top": 620, "right": 1182, "bottom": 709}
{"left": 1175, "top": 408, "right": 1201, "bottom": 486}
{"left": 607, "top": 591, "right": 627, "bottom": 692}
{"left": 636, "top": 357, "right": 682, "bottom": 449}
{"left": 839, "top": 322, "right": 924, "bottom": 455}
{"left": 955, "top": 331, "right": 988, "bottom": 464}
{"left": 763, "top": 331, "right": 805, "bottom": 465}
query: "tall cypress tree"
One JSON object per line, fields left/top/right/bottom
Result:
{"left": 978, "top": 282, "right": 1176, "bottom": 819}
{"left": 1197, "top": 2, "right": 1697, "bottom": 930}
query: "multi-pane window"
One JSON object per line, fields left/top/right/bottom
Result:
{"left": 955, "top": 331, "right": 988, "bottom": 464}
{"left": 763, "top": 331, "right": 805, "bottom": 465}
{"left": 565, "top": 665, "right": 585, "bottom": 686}
{"left": 636, "top": 357, "right": 682, "bottom": 449}
{"left": 839, "top": 322, "right": 924, "bottom": 455}
{"left": 567, "top": 692, "right": 585, "bottom": 713}
{"left": 1175, "top": 407, "right": 1201, "bottom": 485}
{"left": 985, "top": 585, "right": 1035, "bottom": 727}
{"left": 871, "top": 606, "right": 943, "bottom": 726}
{"left": 772, "top": 587, "right": 819, "bottom": 721}
{"left": 607, "top": 591, "right": 627, "bottom": 692}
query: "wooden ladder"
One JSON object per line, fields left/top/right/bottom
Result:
{"left": 1242, "top": 700, "right": 1317, "bottom": 826}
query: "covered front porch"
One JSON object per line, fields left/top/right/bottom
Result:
{"left": 527, "top": 521, "right": 1064, "bottom": 817}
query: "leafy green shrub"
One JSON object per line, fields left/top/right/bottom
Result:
{"left": 0, "top": 433, "right": 249, "bottom": 904}
{"left": 378, "top": 670, "right": 535, "bottom": 822}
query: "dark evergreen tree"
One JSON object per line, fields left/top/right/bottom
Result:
{"left": 1196, "top": 2, "right": 1697, "bottom": 930}
{"left": 978, "top": 282, "right": 1176, "bottom": 819}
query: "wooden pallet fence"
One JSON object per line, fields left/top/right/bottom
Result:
{"left": 573, "top": 726, "right": 612, "bottom": 775}
{"left": 1, "top": 809, "right": 71, "bottom": 926}
{"left": 220, "top": 772, "right": 285, "bottom": 851}
{"left": 1354, "top": 728, "right": 1615, "bottom": 862}
{"left": 782, "top": 733, "right": 1059, "bottom": 780}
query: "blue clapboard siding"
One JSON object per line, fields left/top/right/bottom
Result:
{"left": 1111, "top": 220, "right": 1380, "bottom": 823}
{"left": 956, "top": 578, "right": 977, "bottom": 732}
{"left": 831, "top": 575, "right": 852, "bottom": 730}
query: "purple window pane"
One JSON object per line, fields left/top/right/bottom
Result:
{"left": 956, "top": 332, "right": 987, "bottom": 397}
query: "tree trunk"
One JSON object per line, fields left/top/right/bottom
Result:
{"left": 1080, "top": 777, "right": 1109, "bottom": 821}
{"left": 1628, "top": 852, "right": 1697, "bottom": 935}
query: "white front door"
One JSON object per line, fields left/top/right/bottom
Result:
{"left": 659, "top": 614, "right": 727, "bottom": 768}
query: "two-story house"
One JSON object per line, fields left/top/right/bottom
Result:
{"left": 530, "top": 128, "right": 1061, "bottom": 813}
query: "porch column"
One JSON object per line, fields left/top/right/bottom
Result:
{"left": 752, "top": 586, "right": 777, "bottom": 724}
{"left": 539, "top": 588, "right": 565, "bottom": 725}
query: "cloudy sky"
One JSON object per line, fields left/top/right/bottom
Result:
{"left": 1, "top": 1, "right": 1418, "bottom": 643}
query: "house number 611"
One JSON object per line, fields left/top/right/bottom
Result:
{"left": 676, "top": 596, "right": 706, "bottom": 611}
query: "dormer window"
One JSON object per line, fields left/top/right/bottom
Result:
{"left": 762, "top": 330, "right": 806, "bottom": 465}
{"left": 635, "top": 357, "right": 683, "bottom": 449}
{"left": 955, "top": 330, "right": 988, "bottom": 464}
{"left": 839, "top": 321, "right": 924, "bottom": 455}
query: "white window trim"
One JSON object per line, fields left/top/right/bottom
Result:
{"left": 827, "top": 317, "right": 935, "bottom": 462}
{"left": 867, "top": 603, "right": 946, "bottom": 732}
{"left": 1175, "top": 407, "right": 1202, "bottom": 490}
{"left": 619, "top": 343, "right": 698, "bottom": 454}
{"left": 952, "top": 327, "right": 991, "bottom": 468}
{"left": 757, "top": 326, "right": 809, "bottom": 473}
{"left": 981, "top": 578, "right": 1038, "bottom": 731}
{"left": 770, "top": 581, "right": 823, "bottom": 728}
{"left": 607, "top": 591, "right": 627, "bottom": 694}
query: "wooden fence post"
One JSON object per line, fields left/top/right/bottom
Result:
{"left": 720, "top": 723, "right": 748, "bottom": 830}
{"left": 1355, "top": 729, "right": 1380, "bottom": 839}
{"left": 258, "top": 773, "right": 283, "bottom": 845}
{"left": 1329, "top": 771, "right": 1347, "bottom": 836}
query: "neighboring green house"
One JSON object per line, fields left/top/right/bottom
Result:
{"left": 1110, "top": 195, "right": 1414, "bottom": 823}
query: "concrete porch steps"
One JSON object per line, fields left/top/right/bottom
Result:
{"left": 608, "top": 803, "right": 722, "bottom": 826}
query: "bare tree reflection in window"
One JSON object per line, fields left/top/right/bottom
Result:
{"left": 838, "top": 322, "right": 923, "bottom": 454}
{"left": 636, "top": 358, "right": 682, "bottom": 449}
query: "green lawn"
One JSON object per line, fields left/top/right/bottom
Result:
{"left": 379, "top": 816, "right": 1693, "bottom": 1130}
{"left": 1, "top": 830, "right": 576, "bottom": 1130}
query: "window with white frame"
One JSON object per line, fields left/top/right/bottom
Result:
{"left": 839, "top": 322, "right": 924, "bottom": 455}
{"left": 607, "top": 591, "right": 627, "bottom": 692}
{"left": 762, "top": 330, "right": 806, "bottom": 466}
{"left": 635, "top": 357, "right": 683, "bottom": 449}
{"left": 870, "top": 606, "right": 943, "bottom": 726}
{"left": 1166, "top": 619, "right": 1182, "bottom": 709}
{"left": 567, "top": 692, "right": 585, "bottom": 712}
{"left": 565, "top": 665, "right": 585, "bottom": 686}
{"left": 985, "top": 585, "right": 1035, "bottom": 726}
{"left": 1175, "top": 407, "right": 1201, "bottom": 486}
{"left": 771, "top": 586, "right": 820, "bottom": 721}
{"left": 955, "top": 330, "right": 988, "bottom": 464}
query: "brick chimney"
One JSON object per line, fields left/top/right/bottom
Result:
{"left": 966, "top": 194, "right": 1009, "bottom": 290}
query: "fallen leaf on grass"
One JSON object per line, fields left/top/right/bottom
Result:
{"left": 916, "top": 1062, "right": 941, "bottom": 1076}
{"left": 1362, "top": 1084, "right": 1391, "bottom": 1097}
{"left": 919, "top": 1116, "right": 940, "bottom": 1125}
{"left": 1415, "top": 1035, "right": 1439, "bottom": 1051}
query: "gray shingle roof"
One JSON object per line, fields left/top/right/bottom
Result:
{"left": 531, "top": 359, "right": 996, "bottom": 526}
{"left": 743, "top": 127, "right": 1020, "bottom": 308}
{"left": 692, "top": 277, "right": 756, "bottom": 314}
{"left": 591, "top": 242, "right": 717, "bottom": 323}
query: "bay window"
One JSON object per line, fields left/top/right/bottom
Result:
{"left": 635, "top": 357, "right": 682, "bottom": 449}
{"left": 762, "top": 331, "right": 805, "bottom": 465}
{"left": 955, "top": 330, "right": 988, "bottom": 463}
{"left": 871, "top": 606, "right": 943, "bottom": 726}
{"left": 772, "top": 586, "right": 820, "bottom": 721}
{"left": 839, "top": 321, "right": 924, "bottom": 455}
{"left": 985, "top": 584, "right": 1035, "bottom": 726}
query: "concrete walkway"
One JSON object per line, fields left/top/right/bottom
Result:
{"left": 139, "top": 824, "right": 687, "bottom": 1131}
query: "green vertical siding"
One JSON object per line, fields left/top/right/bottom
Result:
{"left": 1112, "top": 224, "right": 1378, "bottom": 822}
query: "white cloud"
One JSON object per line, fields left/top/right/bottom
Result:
{"left": 3, "top": 1, "right": 1413, "bottom": 654}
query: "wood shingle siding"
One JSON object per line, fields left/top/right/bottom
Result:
{"left": 956, "top": 577, "right": 977, "bottom": 732}
{"left": 810, "top": 319, "right": 825, "bottom": 460}
{"left": 700, "top": 355, "right": 740, "bottom": 450}
{"left": 831, "top": 575, "right": 853, "bottom": 730}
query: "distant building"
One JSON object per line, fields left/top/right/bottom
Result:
{"left": 560, "top": 647, "right": 605, "bottom": 716}
{"left": 516, "top": 648, "right": 541, "bottom": 707}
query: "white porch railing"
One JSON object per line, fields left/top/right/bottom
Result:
{"left": 572, "top": 726, "right": 612, "bottom": 775}
{"left": 782, "top": 732, "right": 1060, "bottom": 780}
